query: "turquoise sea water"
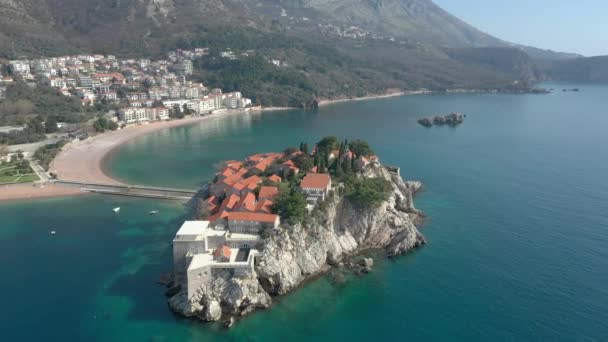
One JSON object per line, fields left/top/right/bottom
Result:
{"left": 2, "top": 83, "right": 608, "bottom": 341}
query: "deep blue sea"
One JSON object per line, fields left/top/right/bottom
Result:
{"left": 2, "top": 83, "right": 607, "bottom": 341}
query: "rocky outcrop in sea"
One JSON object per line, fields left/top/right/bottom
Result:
{"left": 168, "top": 163, "right": 425, "bottom": 324}
{"left": 418, "top": 112, "right": 465, "bottom": 127}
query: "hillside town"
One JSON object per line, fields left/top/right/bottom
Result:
{"left": 172, "top": 139, "right": 381, "bottom": 302}
{"left": 1, "top": 48, "right": 253, "bottom": 125}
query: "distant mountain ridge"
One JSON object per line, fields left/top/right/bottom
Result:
{"left": 0, "top": 0, "right": 604, "bottom": 106}
{"left": 0, "top": 0, "right": 579, "bottom": 60}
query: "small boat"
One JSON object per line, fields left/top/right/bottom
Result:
{"left": 113, "top": 207, "right": 121, "bottom": 213}
{"left": 149, "top": 210, "right": 159, "bottom": 215}
{"left": 50, "top": 230, "right": 56, "bottom": 235}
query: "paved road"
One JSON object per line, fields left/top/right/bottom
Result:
{"left": 29, "top": 160, "right": 50, "bottom": 183}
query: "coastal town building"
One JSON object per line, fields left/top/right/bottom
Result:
{"left": 300, "top": 173, "right": 332, "bottom": 205}
{"left": 172, "top": 218, "right": 266, "bottom": 300}
{"left": 0, "top": 49, "right": 253, "bottom": 124}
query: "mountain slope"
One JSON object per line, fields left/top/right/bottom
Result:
{"left": 0, "top": 0, "right": 596, "bottom": 108}
{"left": 267, "top": 0, "right": 505, "bottom": 47}
{"left": 542, "top": 56, "right": 608, "bottom": 82}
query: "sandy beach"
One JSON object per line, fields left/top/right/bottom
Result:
{"left": 51, "top": 110, "right": 260, "bottom": 185}
{"left": 0, "top": 109, "right": 262, "bottom": 202}
{"left": 0, "top": 183, "right": 85, "bottom": 203}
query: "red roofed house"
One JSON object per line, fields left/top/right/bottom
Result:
{"left": 268, "top": 174, "right": 282, "bottom": 183}
{"left": 255, "top": 199, "right": 274, "bottom": 214}
{"left": 300, "top": 173, "right": 332, "bottom": 204}
{"left": 229, "top": 175, "right": 262, "bottom": 196}
{"left": 219, "top": 194, "right": 241, "bottom": 213}
{"left": 227, "top": 212, "right": 280, "bottom": 233}
{"left": 278, "top": 160, "right": 300, "bottom": 178}
{"left": 258, "top": 186, "right": 279, "bottom": 201}
{"left": 213, "top": 245, "right": 232, "bottom": 262}
{"left": 238, "top": 192, "right": 257, "bottom": 212}
{"left": 212, "top": 168, "right": 247, "bottom": 195}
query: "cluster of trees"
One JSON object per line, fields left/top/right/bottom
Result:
{"left": 168, "top": 104, "right": 192, "bottom": 119}
{"left": 274, "top": 136, "right": 385, "bottom": 221}
{"left": 0, "top": 82, "right": 83, "bottom": 125}
{"left": 270, "top": 169, "right": 308, "bottom": 225}
{"left": 0, "top": 116, "right": 50, "bottom": 145}
{"left": 93, "top": 117, "right": 118, "bottom": 133}
{"left": 33, "top": 140, "right": 66, "bottom": 170}
{"left": 313, "top": 136, "right": 389, "bottom": 208}
{"left": 313, "top": 136, "right": 374, "bottom": 178}
{"left": 193, "top": 54, "right": 318, "bottom": 108}
{"left": 343, "top": 176, "right": 392, "bottom": 209}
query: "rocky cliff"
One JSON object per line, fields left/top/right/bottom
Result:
{"left": 168, "top": 163, "right": 425, "bottom": 324}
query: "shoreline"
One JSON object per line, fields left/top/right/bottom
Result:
{"left": 0, "top": 92, "right": 437, "bottom": 203}
{"left": 54, "top": 109, "right": 262, "bottom": 186}
{"left": 317, "top": 90, "right": 433, "bottom": 107}
{"left": 0, "top": 108, "right": 259, "bottom": 203}
{"left": 0, "top": 183, "right": 86, "bottom": 203}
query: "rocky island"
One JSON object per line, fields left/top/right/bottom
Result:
{"left": 418, "top": 112, "right": 466, "bottom": 127}
{"left": 167, "top": 137, "right": 425, "bottom": 326}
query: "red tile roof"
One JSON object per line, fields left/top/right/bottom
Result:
{"left": 255, "top": 199, "right": 274, "bottom": 214}
{"left": 213, "top": 245, "right": 231, "bottom": 259}
{"left": 268, "top": 174, "right": 282, "bottom": 183}
{"left": 220, "top": 168, "right": 235, "bottom": 178}
{"left": 300, "top": 173, "right": 331, "bottom": 189}
{"left": 258, "top": 186, "right": 279, "bottom": 200}
{"left": 242, "top": 175, "right": 262, "bottom": 186}
{"left": 239, "top": 192, "right": 257, "bottom": 212}
{"left": 254, "top": 156, "right": 277, "bottom": 172}
{"left": 226, "top": 212, "right": 278, "bottom": 223}
{"left": 219, "top": 194, "right": 241, "bottom": 212}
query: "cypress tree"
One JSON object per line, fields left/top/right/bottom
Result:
{"left": 343, "top": 157, "right": 352, "bottom": 175}
{"left": 335, "top": 159, "right": 344, "bottom": 178}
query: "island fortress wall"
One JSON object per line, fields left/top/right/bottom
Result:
{"left": 168, "top": 162, "right": 425, "bottom": 322}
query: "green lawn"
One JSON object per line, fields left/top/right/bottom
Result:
{"left": 0, "top": 164, "right": 40, "bottom": 185}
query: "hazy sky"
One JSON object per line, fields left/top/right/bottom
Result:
{"left": 434, "top": 0, "right": 608, "bottom": 56}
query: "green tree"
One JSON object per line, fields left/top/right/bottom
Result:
{"left": 334, "top": 158, "right": 344, "bottom": 178}
{"left": 292, "top": 154, "right": 314, "bottom": 172}
{"left": 283, "top": 146, "right": 299, "bottom": 155}
{"left": 272, "top": 189, "right": 307, "bottom": 225}
{"left": 348, "top": 139, "right": 374, "bottom": 157}
{"left": 342, "top": 156, "right": 353, "bottom": 175}
{"left": 45, "top": 116, "right": 58, "bottom": 133}
{"left": 317, "top": 136, "right": 339, "bottom": 153}
{"left": 108, "top": 120, "right": 118, "bottom": 131}
{"left": 345, "top": 177, "right": 392, "bottom": 208}
{"left": 93, "top": 117, "right": 107, "bottom": 132}
{"left": 170, "top": 104, "right": 185, "bottom": 119}
{"left": 27, "top": 117, "right": 45, "bottom": 134}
